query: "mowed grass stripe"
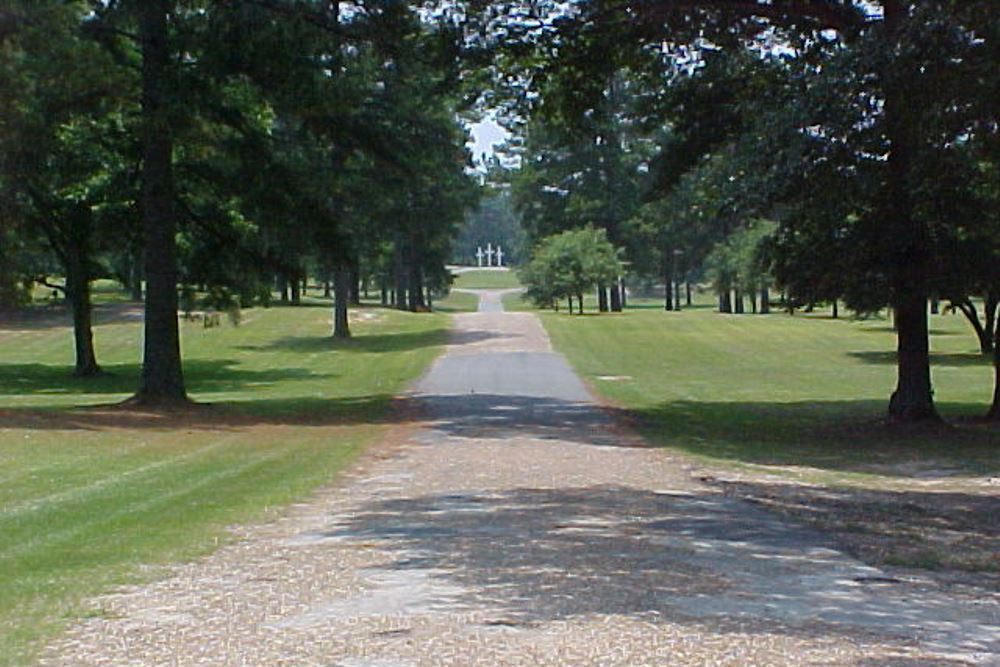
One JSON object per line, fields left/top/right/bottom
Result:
{"left": 0, "top": 304, "right": 448, "bottom": 667}
{"left": 0, "top": 431, "right": 244, "bottom": 521}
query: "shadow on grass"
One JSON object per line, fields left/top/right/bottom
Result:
{"left": 848, "top": 350, "right": 990, "bottom": 367}
{"left": 237, "top": 328, "right": 448, "bottom": 354}
{"left": 0, "top": 359, "right": 334, "bottom": 396}
{"left": 0, "top": 394, "right": 401, "bottom": 431}
{"left": 710, "top": 479, "right": 1000, "bottom": 575}
{"left": 630, "top": 399, "right": 999, "bottom": 474}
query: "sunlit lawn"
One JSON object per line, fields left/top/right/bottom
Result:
{"left": 0, "top": 304, "right": 448, "bottom": 666}
{"left": 451, "top": 268, "right": 522, "bottom": 290}
{"left": 536, "top": 293, "right": 999, "bottom": 573}
{"left": 538, "top": 294, "right": 999, "bottom": 477}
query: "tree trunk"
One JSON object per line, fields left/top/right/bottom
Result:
{"left": 394, "top": 241, "right": 407, "bottom": 311}
{"left": 734, "top": 288, "right": 744, "bottom": 314}
{"left": 883, "top": 0, "right": 938, "bottom": 422}
{"left": 686, "top": 281, "right": 692, "bottom": 307}
{"left": 65, "top": 214, "right": 100, "bottom": 377}
{"left": 888, "top": 292, "right": 937, "bottom": 420}
{"left": 129, "top": 246, "right": 143, "bottom": 301}
{"left": 664, "top": 263, "right": 673, "bottom": 311}
{"left": 349, "top": 260, "right": 361, "bottom": 306}
{"left": 290, "top": 270, "right": 301, "bottom": 305}
{"left": 577, "top": 293, "right": 584, "bottom": 315}
{"left": 609, "top": 283, "right": 622, "bottom": 312}
{"left": 323, "top": 280, "right": 331, "bottom": 298}
{"left": 597, "top": 285, "right": 608, "bottom": 312}
{"left": 930, "top": 296, "right": 939, "bottom": 315}
{"left": 278, "top": 273, "right": 289, "bottom": 303}
{"left": 135, "top": 0, "right": 186, "bottom": 403}
{"left": 332, "top": 264, "right": 350, "bottom": 339}
{"left": 760, "top": 286, "right": 770, "bottom": 314}
{"left": 719, "top": 288, "right": 732, "bottom": 314}
{"left": 567, "top": 296, "right": 573, "bottom": 313}
{"left": 832, "top": 300, "right": 839, "bottom": 319}
{"left": 989, "top": 319, "right": 1000, "bottom": 420}
{"left": 619, "top": 277, "right": 627, "bottom": 308}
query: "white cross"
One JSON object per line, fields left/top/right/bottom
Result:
{"left": 485, "top": 243, "right": 495, "bottom": 267}
{"left": 496, "top": 246, "right": 504, "bottom": 267}
{"left": 475, "top": 246, "right": 484, "bottom": 267}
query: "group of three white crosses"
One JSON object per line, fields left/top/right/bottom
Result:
{"left": 475, "top": 243, "right": 504, "bottom": 267}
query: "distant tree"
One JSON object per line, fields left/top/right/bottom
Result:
{"left": 521, "top": 227, "right": 622, "bottom": 314}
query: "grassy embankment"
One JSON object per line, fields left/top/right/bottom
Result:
{"left": 535, "top": 293, "right": 1000, "bottom": 573}
{"left": 0, "top": 299, "right": 448, "bottom": 666}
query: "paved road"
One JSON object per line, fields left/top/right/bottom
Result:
{"left": 44, "top": 292, "right": 999, "bottom": 666}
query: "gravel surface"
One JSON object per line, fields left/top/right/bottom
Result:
{"left": 42, "top": 293, "right": 999, "bottom": 666}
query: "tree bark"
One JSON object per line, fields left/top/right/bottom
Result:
{"left": 349, "top": 259, "right": 361, "bottom": 306}
{"left": 760, "top": 286, "right": 770, "bottom": 314}
{"left": 989, "top": 319, "right": 1000, "bottom": 420}
{"left": 135, "top": 0, "right": 186, "bottom": 403}
{"left": 619, "top": 277, "right": 627, "bottom": 308}
{"left": 686, "top": 281, "right": 692, "bottom": 306}
{"left": 734, "top": 288, "right": 744, "bottom": 314}
{"left": 64, "top": 210, "right": 100, "bottom": 377}
{"left": 609, "top": 283, "right": 622, "bottom": 312}
{"left": 832, "top": 300, "right": 839, "bottom": 319}
{"left": 577, "top": 292, "right": 584, "bottom": 315}
{"left": 129, "top": 246, "right": 143, "bottom": 301}
{"left": 597, "top": 285, "right": 608, "bottom": 312}
{"left": 289, "top": 270, "right": 301, "bottom": 305}
{"left": 719, "top": 288, "right": 732, "bottom": 314}
{"left": 332, "top": 264, "right": 350, "bottom": 339}
{"left": 883, "top": 0, "right": 938, "bottom": 422}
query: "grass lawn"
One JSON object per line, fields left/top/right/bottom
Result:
{"left": 536, "top": 296, "right": 1000, "bottom": 574}
{"left": 451, "top": 268, "right": 522, "bottom": 290}
{"left": 433, "top": 289, "right": 480, "bottom": 313}
{"left": 0, "top": 304, "right": 448, "bottom": 666}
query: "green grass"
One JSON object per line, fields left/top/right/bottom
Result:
{"left": 433, "top": 290, "right": 480, "bottom": 313}
{"left": 537, "top": 300, "right": 999, "bottom": 477}
{"left": 0, "top": 305, "right": 448, "bottom": 666}
{"left": 451, "top": 268, "right": 522, "bottom": 290}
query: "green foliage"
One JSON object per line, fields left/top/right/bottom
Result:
{"left": 520, "top": 227, "right": 622, "bottom": 311}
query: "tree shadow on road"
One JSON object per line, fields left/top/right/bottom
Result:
{"left": 318, "top": 485, "right": 995, "bottom": 656}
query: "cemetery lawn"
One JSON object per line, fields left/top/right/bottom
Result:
{"left": 539, "top": 301, "right": 1000, "bottom": 577}
{"left": 0, "top": 304, "right": 448, "bottom": 667}
{"left": 451, "top": 269, "right": 522, "bottom": 290}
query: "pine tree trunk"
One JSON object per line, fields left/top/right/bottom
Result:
{"left": 136, "top": 0, "right": 185, "bottom": 403}
{"left": 664, "top": 269, "right": 673, "bottom": 310}
{"left": 65, "top": 225, "right": 100, "bottom": 377}
{"left": 760, "top": 286, "right": 770, "bottom": 314}
{"left": 619, "top": 277, "right": 627, "bottom": 308}
{"left": 577, "top": 293, "right": 584, "bottom": 315}
{"left": 290, "top": 271, "right": 301, "bottom": 305}
{"left": 349, "top": 260, "right": 361, "bottom": 306}
{"left": 719, "top": 288, "right": 732, "bottom": 314}
{"left": 609, "top": 283, "right": 622, "bottom": 312}
{"left": 130, "top": 247, "right": 143, "bottom": 301}
{"left": 394, "top": 241, "right": 407, "bottom": 311}
{"left": 734, "top": 288, "right": 744, "bottom": 314}
{"left": 832, "top": 300, "right": 839, "bottom": 319}
{"left": 597, "top": 286, "right": 608, "bottom": 313}
{"left": 686, "top": 281, "right": 692, "bottom": 307}
{"left": 989, "top": 321, "right": 1000, "bottom": 420}
{"left": 333, "top": 265, "right": 350, "bottom": 339}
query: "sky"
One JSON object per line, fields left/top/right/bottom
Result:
{"left": 468, "top": 118, "right": 510, "bottom": 166}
